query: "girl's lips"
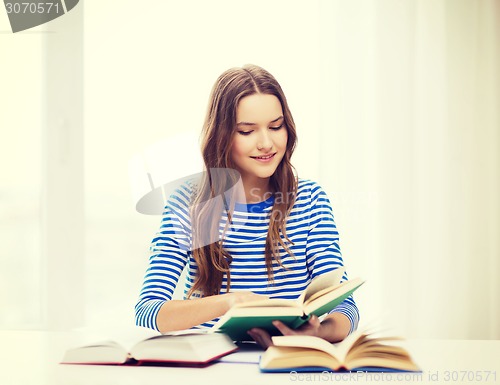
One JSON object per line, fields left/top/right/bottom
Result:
{"left": 251, "top": 153, "right": 276, "bottom": 162}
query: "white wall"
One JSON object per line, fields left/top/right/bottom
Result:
{"left": 1, "top": 0, "right": 499, "bottom": 339}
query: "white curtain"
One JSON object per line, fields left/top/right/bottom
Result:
{"left": 318, "top": 0, "right": 500, "bottom": 339}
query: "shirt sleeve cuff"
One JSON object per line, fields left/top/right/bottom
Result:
{"left": 328, "top": 299, "right": 360, "bottom": 335}
{"left": 135, "top": 299, "right": 165, "bottom": 332}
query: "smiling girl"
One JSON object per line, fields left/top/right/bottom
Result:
{"left": 135, "top": 65, "right": 359, "bottom": 347}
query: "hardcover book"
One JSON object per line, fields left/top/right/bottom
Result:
{"left": 61, "top": 330, "right": 238, "bottom": 366}
{"left": 259, "top": 330, "right": 420, "bottom": 372}
{"left": 212, "top": 268, "right": 364, "bottom": 341}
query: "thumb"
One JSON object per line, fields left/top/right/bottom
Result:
{"left": 309, "top": 315, "right": 321, "bottom": 327}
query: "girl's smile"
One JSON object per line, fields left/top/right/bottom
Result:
{"left": 250, "top": 152, "right": 277, "bottom": 162}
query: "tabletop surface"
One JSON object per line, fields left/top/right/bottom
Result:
{"left": 1, "top": 330, "right": 499, "bottom": 385}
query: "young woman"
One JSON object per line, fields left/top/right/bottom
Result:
{"left": 135, "top": 64, "right": 359, "bottom": 347}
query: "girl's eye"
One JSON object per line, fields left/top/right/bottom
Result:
{"left": 238, "top": 130, "right": 252, "bottom": 136}
{"left": 269, "top": 124, "right": 283, "bottom": 131}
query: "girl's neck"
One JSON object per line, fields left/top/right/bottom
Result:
{"left": 242, "top": 177, "right": 272, "bottom": 204}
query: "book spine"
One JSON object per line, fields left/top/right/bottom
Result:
{"left": 290, "top": 314, "right": 311, "bottom": 329}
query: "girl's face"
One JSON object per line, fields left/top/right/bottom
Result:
{"left": 231, "top": 93, "right": 288, "bottom": 187}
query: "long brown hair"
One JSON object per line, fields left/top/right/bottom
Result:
{"left": 188, "top": 64, "right": 298, "bottom": 298}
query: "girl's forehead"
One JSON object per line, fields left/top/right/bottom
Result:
{"left": 236, "top": 94, "right": 283, "bottom": 123}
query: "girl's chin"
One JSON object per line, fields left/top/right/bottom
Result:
{"left": 239, "top": 171, "right": 277, "bottom": 183}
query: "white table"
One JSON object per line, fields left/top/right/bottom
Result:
{"left": 1, "top": 331, "right": 499, "bottom": 385}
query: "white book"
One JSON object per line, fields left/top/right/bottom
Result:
{"left": 61, "top": 328, "right": 237, "bottom": 366}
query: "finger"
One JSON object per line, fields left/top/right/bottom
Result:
{"left": 249, "top": 332, "right": 272, "bottom": 349}
{"left": 272, "top": 320, "right": 296, "bottom": 336}
{"left": 308, "top": 315, "right": 321, "bottom": 327}
{"left": 248, "top": 328, "right": 273, "bottom": 349}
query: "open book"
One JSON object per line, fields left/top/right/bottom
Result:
{"left": 61, "top": 330, "right": 238, "bottom": 366}
{"left": 260, "top": 330, "right": 420, "bottom": 372}
{"left": 212, "top": 268, "right": 364, "bottom": 341}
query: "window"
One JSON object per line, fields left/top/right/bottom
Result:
{"left": 0, "top": 30, "right": 43, "bottom": 328}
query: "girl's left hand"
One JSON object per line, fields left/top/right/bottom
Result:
{"left": 247, "top": 315, "right": 322, "bottom": 349}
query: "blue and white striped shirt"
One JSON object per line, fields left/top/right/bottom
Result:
{"left": 135, "top": 179, "right": 359, "bottom": 333}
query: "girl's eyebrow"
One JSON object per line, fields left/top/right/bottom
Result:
{"left": 236, "top": 115, "right": 284, "bottom": 126}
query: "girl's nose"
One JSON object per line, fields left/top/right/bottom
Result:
{"left": 257, "top": 131, "right": 273, "bottom": 151}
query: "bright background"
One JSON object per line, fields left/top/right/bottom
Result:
{"left": 1, "top": 0, "right": 499, "bottom": 339}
